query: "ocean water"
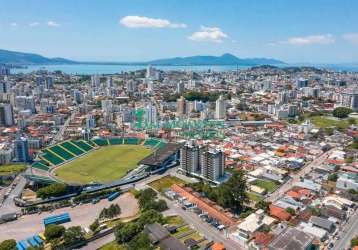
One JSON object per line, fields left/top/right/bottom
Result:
{"left": 11, "top": 63, "right": 358, "bottom": 75}
{"left": 12, "top": 64, "right": 247, "bottom": 75}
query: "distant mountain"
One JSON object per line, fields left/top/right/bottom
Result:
{"left": 146, "top": 53, "right": 286, "bottom": 66}
{"left": 0, "top": 49, "right": 285, "bottom": 66}
{"left": 0, "top": 49, "right": 77, "bottom": 65}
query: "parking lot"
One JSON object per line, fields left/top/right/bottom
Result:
{"left": 0, "top": 192, "right": 139, "bottom": 241}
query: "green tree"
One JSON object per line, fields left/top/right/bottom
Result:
{"left": 0, "top": 239, "right": 16, "bottom": 250}
{"left": 44, "top": 224, "right": 65, "bottom": 240}
{"left": 63, "top": 226, "right": 85, "bottom": 246}
{"left": 328, "top": 173, "right": 338, "bottom": 182}
{"left": 255, "top": 200, "right": 269, "bottom": 212}
{"left": 286, "top": 207, "right": 296, "bottom": 216}
{"left": 115, "top": 222, "right": 141, "bottom": 244}
{"left": 90, "top": 219, "right": 100, "bottom": 232}
{"left": 332, "top": 107, "right": 352, "bottom": 119}
{"left": 137, "top": 209, "right": 164, "bottom": 227}
{"left": 127, "top": 232, "right": 153, "bottom": 250}
{"left": 218, "top": 170, "right": 248, "bottom": 213}
{"left": 37, "top": 183, "right": 67, "bottom": 199}
{"left": 351, "top": 237, "right": 358, "bottom": 247}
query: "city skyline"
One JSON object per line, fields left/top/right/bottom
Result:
{"left": 1, "top": 0, "right": 358, "bottom": 64}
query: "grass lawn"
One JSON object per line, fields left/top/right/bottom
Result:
{"left": 0, "top": 164, "right": 26, "bottom": 176}
{"left": 100, "top": 241, "right": 126, "bottom": 250}
{"left": 173, "top": 225, "right": 191, "bottom": 237}
{"left": 54, "top": 145, "right": 152, "bottom": 184}
{"left": 247, "top": 192, "right": 264, "bottom": 203}
{"left": 148, "top": 175, "right": 187, "bottom": 193}
{"left": 254, "top": 179, "right": 278, "bottom": 193}
{"left": 306, "top": 115, "right": 358, "bottom": 129}
{"left": 164, "top": 215, "right": 185, "bottom": 226}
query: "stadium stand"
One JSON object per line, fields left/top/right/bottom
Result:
{"left": 72, "top": 140, "right": 93, "bottom": 151}
{"left": 48, "top": 145, "right": 74, "bottom": 161}
{"left": 144, "top": 138, "right": 160, "bottom": 148}
{"left": 61, "top": 141, "right": 85, "bottom": 155}
{"left": 31, "top": 161, "right": 50, "bottom": 171}
{"left": 109, "top": 138, "right": 124, "bottom": 145}
{"left": 41, "top": 151, "right": 64, "bottom": 165}
{"left": 124, "top": 137, "right": 141, "bottom": 145}
{"left": 92, "top": 138, "right": 109, "bottom": 146}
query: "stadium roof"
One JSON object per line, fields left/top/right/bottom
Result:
{"left": 140, "top": 143, "right": 182, "bottom": 167}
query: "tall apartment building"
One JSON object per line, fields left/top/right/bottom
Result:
{"left": 0, "top": 103, "right": 14, "bottom": 127}
{"left": 14, "top": 137, "right": 31, "bottom": 162}
{"left": 177, "top": 96, "right": 186, "bottom": 116}
{"left": 200, "top": 149, "right": 225, "bottom": 182}
{"left": 180, "top": 141, "right": 225, "bottom": 183}
{"left": 215, "top": 95, "right": 226, "bottom": 120}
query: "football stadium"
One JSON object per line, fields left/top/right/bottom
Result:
{"left": 30, "top": 137, "right": 170, "bottom": 185}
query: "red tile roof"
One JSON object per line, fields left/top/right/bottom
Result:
{"left": 269, "top": 204, "right": 291, "bottom": 221}
{"left": 253, "top": 232, "right": 274, "bottom": 246}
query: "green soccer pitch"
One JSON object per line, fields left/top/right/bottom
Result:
{"left": 53, "top": 145, "right": 152, "bottom": 184}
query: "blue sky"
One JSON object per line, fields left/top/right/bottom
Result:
{"left": 0, "top": 0, "right": 358, "bottom": 63}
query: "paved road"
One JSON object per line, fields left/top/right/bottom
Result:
{"left": 50, "top": 107, "right": 77, "bottom": 145}
{"left": 0, "top": 175, "right": 27, "bottom": 216}
{"left": 82, "top": 234, "right": 115, "bottom": 250}
{"left": 266, "top": 148, "right": 334, "bottom": 202}
{"left": 164, "top": 199, "right": 245, "bottom": 250}
{"left": 333, "top": 209, "right": 358, "bottom": 250}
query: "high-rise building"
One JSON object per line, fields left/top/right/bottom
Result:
{"left": 86, "top": 114, "right": 96, "bottom": 129}
{"left": 14, "top": 137, "right": 31, "bottom": 162}
{"left": 177, "top": 96, "right": 186, "bottom": 116}
{"left": 107, "top": 77, "right": 113, "bottom": 88}
{"left": 73, "top": 89, "right": 81, "bottom": 104}
{"left": 45, "top": 76, "right": 54, "bottom": 89}
{"left": 180, "top": 141, "right": 225, "bottom": 183}
{"left": 144, "top": 103, "right": 157, "bottom": 125}
{"left": 147, "top": 80, "right": 154, "bottom": 94}
{"left": 101, "top": 99, "right": 113, "bottom": 113}
{"left": 296, "top": 78, "right": 309, "bottom": 89}
{"left": 200, "top": 149, "right": 225, "bottom": 182}
{"left": 215, "top": 95, "right": 226, "bottom": 120}
{"left": 91, "top": 75, "right": 100, "bottom": 88}
{"left": 0, "top": 103, "right": 14, "bottom": 127}
{"left": 15, "top": 96, "right": 36, "bottom": 113}
{"left": 0, "top": 81, "right": 11, "bottom": 93}
{"left": 176, "top": 81, "right": 185, "bottom": 94}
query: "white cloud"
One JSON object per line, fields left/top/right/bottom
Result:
{"left": 47, "top": 21, "right": 60, "bottom": 27}
{"left": 10, "top": 22, "right": 17, "bottom": 27}
{"left": 29, "top": 22, "right": 40, "bottom": 27}
{"left": 188, "top": 26, "right": 228, "bottom": 43}
{"left": 281, "top": 34, "right": 335, "bottom": 45}
{"left": 343, "top": 33, "right": 358, "bottom": 45}
{"left": 119, "top": 16, "right": 186, "bottom": 28}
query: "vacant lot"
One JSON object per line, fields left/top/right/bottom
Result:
{"left": 54, "top": 145, "right": 152, "bottom": 184}
{"left": 148, "top": 175, "right": 187, "bottom": 193}
{"left": 254, "top": 179, "right": 278, "bottom": 193}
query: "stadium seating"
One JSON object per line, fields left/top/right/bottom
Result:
{"left": 61, "top": 141, "right": 85, "bottom": 156}
{"left": 92, "top": 138, "right": 109, "bottom": 146}
{"left": 72, "top": 140, "right": 93, "bottom": 151}
{"left": 144, "top": 138, "right": 161, "bottom": 148}
{"left": 31, "top": 161, "right": 49, "bottom": 171}
{"left": 48, "top": 145, "right": 74, "bottom": 161}
{"left": 109, "top": 138, "right": 124, "bottom": 145}
{"left": 41, "top": 151, "right": 64, "bottom": 165}
{"left": 124, "top": 137, "right": 141, "bottom": 145}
